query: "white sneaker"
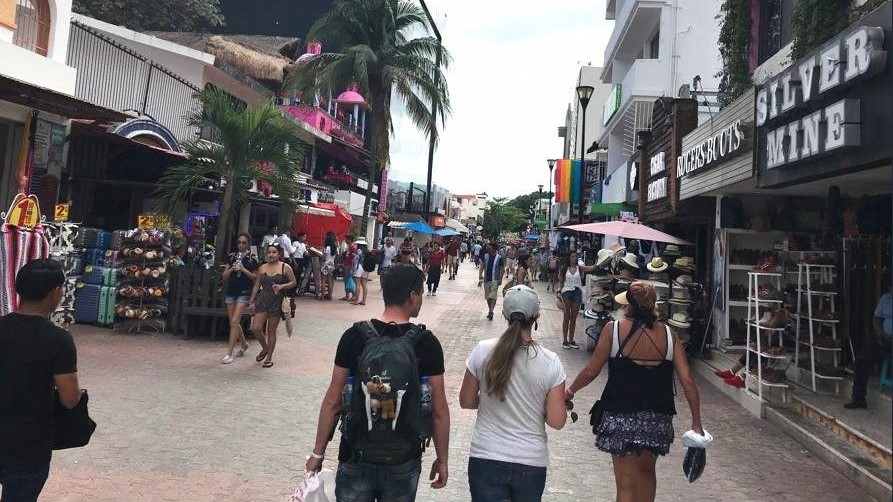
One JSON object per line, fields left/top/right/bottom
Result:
{"left": 432, "top": 292, "right": 437, "bottom": 296}
{"left": 222, "top": 355, "right": 235, "bottom": 364}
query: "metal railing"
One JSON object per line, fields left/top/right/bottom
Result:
{"left": 67, "top": 21, "right": 202, "bottom": 142}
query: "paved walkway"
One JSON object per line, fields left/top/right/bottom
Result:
{"left": 40, "top": 261, "right": 874, "bottom": 501}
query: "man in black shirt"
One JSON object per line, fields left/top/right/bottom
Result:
{"left": 1, "top": 259, "right": 82, "bottom": 502}
{"left": 305, "top": 264, "right": 450, "bottom": 501}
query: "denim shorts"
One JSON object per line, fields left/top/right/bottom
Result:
{"left": 468, "top": 456, "right": 547, "bottom": 502}
{"left": 335, "top": 457, "right": 422, "bottom": 502}
{"left": 561, "top": 288, "right": 583, "bottom": 305}
{"left": 224, "top": 294, "right": 250, "bottom": 305}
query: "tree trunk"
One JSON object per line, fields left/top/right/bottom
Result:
{"left": 361, "top": 90, "right": 388, "bottom": 239}
{"left": 214, "top": 178, "right": 236, "bottom": 264}
{"left": 360, "top": 163, "right": 375, "bottom": 237}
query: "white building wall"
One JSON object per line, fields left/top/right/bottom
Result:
{"left": 0, "top": 0, "right": 77, "bottom": 95}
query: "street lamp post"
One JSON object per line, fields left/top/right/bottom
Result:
{"left": 420, "top": 0, "right": 442, "bottom": 219}
{"left": 537, "top": 184, "right": 543, "bottom": 227}
{"left": 547, "top": 159, "right": 556, "bottom": 227}
{"left": 576, "top": 85, "right": 594, "bottom": 224}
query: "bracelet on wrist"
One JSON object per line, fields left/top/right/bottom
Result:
{"left": 309, "top": 451, "right": 325, "bottom": 460}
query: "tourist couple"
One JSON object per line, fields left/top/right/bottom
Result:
{"left": 305, "top": 264, "right": 705, "bottom": 501}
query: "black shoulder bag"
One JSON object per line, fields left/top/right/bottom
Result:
{"left": 53, "top": 389, "right": 97, "bottom": 450}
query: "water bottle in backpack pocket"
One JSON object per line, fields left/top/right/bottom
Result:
{"left": 343, "top": 321, "right": 433, "bottom": 465}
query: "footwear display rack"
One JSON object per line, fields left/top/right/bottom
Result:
{"left": 114, "top": 229, "right": 171, "bottom": 334}
{"left": 794, "top": 262, "right": 843, "bottom": 393}
{"left": 44, "top": 222, "right": 83, "bottom": 329}
{"left": 745, "top": 271, "right": 790, "bottom": 403}
{"left": 721, "top": 229, "right": 787, "bottom": 350}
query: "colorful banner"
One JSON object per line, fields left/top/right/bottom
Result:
{"left": 571, "top": 160, "right": 581, "bottom": 205}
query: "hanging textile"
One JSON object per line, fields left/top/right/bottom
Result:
{"left": 571, "top": 160, "right": 581, "bottom": 206}
{"left": 0, "top": 224, "right": 49, "bottom": 315}
{"left": 561, "top": 159, "right": 572, "bottom": 203}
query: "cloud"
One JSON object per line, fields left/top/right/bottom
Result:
{"left": 387, "top": 0, "right": 614, "bottom": 199}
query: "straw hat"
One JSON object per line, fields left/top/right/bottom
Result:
{"left": 668, "top": 312, "right": 691, "bottom": 329}
{"left": 620, "top": 253, "right": 639, "bottom": 270}
{"left": 614, "top": 281, "right": 658, "bottom": 309}
{"left": 589, "top": 282, "right": 611, "bottom": 300}
{"left": 614, "top": 268, "right": 636, "bottom": 282}
{"left": 674, "top": 274, "right": 693, "bottom": 287}
{"left": 596, "top": 248, "right": 615, "bottom": 267}
{"left": 673, "top": 256, "right": 695, "bottom": 271}
{"left": 646, "top": 257, "right": 669, "bottom": 273}
{"left": 669, "top": 288, "right": 691, "bottom": 304}
{"left": 664, "top": 244, "right": 682, "bottom": 256}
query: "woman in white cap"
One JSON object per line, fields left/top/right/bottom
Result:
{"left": 460, "top": 285, "right": 568, "bottom": 501}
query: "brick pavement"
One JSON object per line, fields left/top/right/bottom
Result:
{"left": 38, "top": 261, "right": 874, "bottom": 501}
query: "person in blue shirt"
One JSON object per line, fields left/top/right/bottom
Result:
{"left": 845, "top": 279, "right": 892, "bottom": 409}
{"left": 478, "top": 243, "right": 505, "bottom": 321}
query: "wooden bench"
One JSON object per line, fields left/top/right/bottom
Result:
{"left": 169, "top": 268, "right": 249, "bottom": 340}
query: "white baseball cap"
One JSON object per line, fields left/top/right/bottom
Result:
{"left": 502, "top": 285, "right": 541, "bottom": 321}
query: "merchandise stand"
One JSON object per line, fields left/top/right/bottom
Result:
{"left": 114, "top": 229, "right": 171, "bottom": 334}
{"left": 795, "top": 263, "right": 842, "bottom": 393}
{"left": 745, "top": 271, "right": 789, "bottom": 403}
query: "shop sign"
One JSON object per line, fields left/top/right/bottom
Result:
{"left": 3, "top": 194, "right": 42, "bottom": 229}
{"left": 429, "top": 215, "right": 445, "bottom": 228}
{"left": 649, "top": 152, "right": 666, "bottom": 176}
{"left": 54, "top": 203, "right": 70, "bottom": 222}
{"left": 646, "top": 177, "right": 667, "bottom": 202}
{"left": 619, "top": 211, "right": 639, "bottom": 223}
{"left": 677, "top": 120, "right": 748, "bottom": 178}
{"left": 756, "top": 26, "right": 886, "bottom": 170}
{"left": 137, "top": 213, "right": 172, "bottom": 230}
{"left": 602, "top": 84, "right": 622, "bottom": 126}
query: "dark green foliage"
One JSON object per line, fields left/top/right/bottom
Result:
{"left": 791, "top": 0, "right": 850, "bottom": 59}
{"left": 73, "top": 0, "right": 224, "bottom": 31}
{"left": 715, "top": 0, "right": 752, "bottom": 108}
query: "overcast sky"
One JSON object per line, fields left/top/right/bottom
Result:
{"left": 386, "top": 0, "right": 614, "bottom": 199}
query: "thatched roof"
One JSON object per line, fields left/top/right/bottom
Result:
{"left": 150, "top": 32, "right": 301, "bottom": 89}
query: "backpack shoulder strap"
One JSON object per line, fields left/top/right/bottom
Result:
{"left": 354, "top": 320, "right": 380, "bottom": 341}
{"left": 404, "top": 323, "right": 427, "bottom": 347}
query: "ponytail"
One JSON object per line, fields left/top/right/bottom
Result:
{"left": 483, "top": 312, "right": 537, "bottom": 402}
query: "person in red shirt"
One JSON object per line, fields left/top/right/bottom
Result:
{"left": 425, "top": 242, "right": 446, "bottom": 296}
{"left": 445, "top": 238, "right": 460, "bottom": 280}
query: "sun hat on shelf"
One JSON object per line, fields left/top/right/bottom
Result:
{"left": 668, "top": 312, "right": 691, "bottom": 329}
{"left": 620, "top": 253, "right": 640, "bottom": 270}
{"left": 614, "top": 281, "right": 657, "bottom": 309}
{"left": 596, "top": 248, "right": 616, "bottom": 267}
{"left": 673, "top": 256, "right": 695, "bottom": 271}
{"left": 664, "top": 244, "right": 682, "bottom": 256}
{"left": 646, "top": 257, "right": 669, "bottom": 273}
{"left": 674, "top": 274, "right": 693, "bottom": 287}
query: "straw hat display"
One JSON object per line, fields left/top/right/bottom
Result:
{"left": 588, "top": 273, "right": 613, "bottom": 286}
{"left": 668, "top": 312, "right": 691, "bottom": 329}
{"left": 619, "top": 253, "right": 639, "bottom": 270}
{"left": 614, "top": 268, "right": 636, "bottom": 282}
{"left": 646, "top": 257, "right": 669, "bottom": 273}
{"left": 596, "top": 248, "right": 616, "bottom": 267}
{"left": 669, "top": 288, "right": 691, "bottom": 304}
{"left": 589, "top": 282, "right": 611, "bottom": 300}
{"left": 673, "top": 256, "right": 695, "bottom": 272}
{"left": 664, "top": 244, "right": 682, "bottom": 256}
{"left": 674, "top": 274, "right": 693, "bottom": 287}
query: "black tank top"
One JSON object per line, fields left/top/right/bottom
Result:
{"left": 600, "top": 320, "right": 677, "bottom": 416}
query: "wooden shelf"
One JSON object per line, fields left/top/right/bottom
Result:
{"left": 747, "top": 347, "right": 790, "bottom": 359}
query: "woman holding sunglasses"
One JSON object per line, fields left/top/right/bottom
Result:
{"left": 220, "top": 233, "right": 258, "bottom": 364}
{"left": 248, "top": 243, "right": 297, "bottom": 368}
{"left": 459, "top": 285, "right": 567, "bottom": 501}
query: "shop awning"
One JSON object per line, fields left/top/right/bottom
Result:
{"left": 295, "top": 205, "right": 335, "bottom": 217}
{"left": 433, "top": 228, "right": 459, "bottom": 236}
{"left": 403, "top": 221, "right": 435, "bottom": 234}
{"left": 561, "top": 220, "right": 692, "bottom": 245}
{"left": 588, "top": 202, "right": 635, "bottom": 216}
{"left": 0, "top": 75, "right": 128, "bottom": 122}
{"left": 445, "top": 218, "right": 469, "bottom": 233}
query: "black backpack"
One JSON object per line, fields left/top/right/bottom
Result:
{"left": 342, "top": 321, "right": 432, "bottom": 464}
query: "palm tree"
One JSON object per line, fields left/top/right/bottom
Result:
{"left": 155, "top": 87, "right": 307, "bottom": 263}
{"left": 288, "top": 0, "right": 451, "bottom": 233}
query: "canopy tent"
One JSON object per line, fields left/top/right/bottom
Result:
{"left": 433, "top": 228, "right": 460, "bottom": 237}
{"left": 445, "top": 218, "right": 470, "bottom": 233}
{"left": 291, "top": 202, "right": 352, "bottom": 247}
{"left": 560, "top": 221, "right": 692, "bottom": 245}
{"left": 403, "top": 221, "right": 436, "bottom": 234}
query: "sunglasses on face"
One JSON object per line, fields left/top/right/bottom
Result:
{"left": 238, "top": 241, "right": 249, "bottom": 245}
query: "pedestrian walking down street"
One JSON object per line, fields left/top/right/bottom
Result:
{"left": 278, "top": 229, "right": 297, "bottom": 337}
{"left": 351, "top": 239, "right": 372, "bottom": 306}
{"left": 472, "top": 241, "right": 483, "bottom": 267}
{"left": 566, "top": 282, "right": 704, "bottom": 502}
{"left": 220, "top": 233, "right": 258, "bottom": 364}
{"left": 479, "top": 243, "right": 506, "bottom": 321}
{"left": 844, "top": 279, "right": 892, "bottom": 409}
{"left": 339, "top": 235, "right": 357, "bottom": 302}
{"left": 248, "top": 244, "right": 296, "bottom": 368}
{"left": 460, "top": 285, "right": 567, "bottom": 502}
{"left": 305, "top": 264, "right": 450, "bottom": 500}
{"left": 1, "top": 259, "right": 83, "bottom": 502}
{"left": 425, "top": 241, "right": 445, "bottom": 296}
{"left": 460, "top": 239, "right": 469, "bottom": 263}
{"left": 320, "top": 232, "right": 338, "bottom": 301}
{"left": 547, "top": 252, "right": 560, "bottom": 292}
{"left": 379, "top": 237, "right": 399, "bottom": 276}
{"left": 446, "top": 238, "right": 460, "bottom": 280}
{"left": 261, "top": 226, "right": 278, "bottom": 249}
{"left": 558, "top": 251, "right": 598, "bottom": 349}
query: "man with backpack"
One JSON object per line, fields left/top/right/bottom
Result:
{"left": 305, "top": 264, "right": 450, "bottom": 500}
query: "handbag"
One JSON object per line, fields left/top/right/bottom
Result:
{"left": 282, "top": 296, "right": 292, "bottom": 314}
{"left": 556, "top": 294, "right": 565, "bottom": 311}
{"left": 290, "top": 469, "right": 336, "bottom": 502}
{"left": 588, "top": 400, "right": 604, "bottom": 435}
{"left": 53, "top": 389, "right": 97, "bottom": 450}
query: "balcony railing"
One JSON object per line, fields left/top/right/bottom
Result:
{"left": 280, "top": 100, "right": 365, "bottom": 149}
{"left": 13, "top": 0, "right": 50, "bottom": 56}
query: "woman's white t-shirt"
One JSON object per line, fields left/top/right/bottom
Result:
{"left": 561, "top": 267, "right": 583, "bottom": 293}
{"left": 466, "top": 338, "right": 566, "bottom": 467}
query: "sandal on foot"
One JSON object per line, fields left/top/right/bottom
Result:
{"left": 262, "top": 361, "right": 274, "bottom": 368}
{"left": 256, "top": 351, "right": 268, "bottom": 362}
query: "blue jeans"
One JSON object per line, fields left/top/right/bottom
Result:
{"left": 0, "top": 456, "right": 50, "bottom": 502}
{"left": 335, "top": 457, "right": 422, "bottom": 502}
{"left": 468, "top": 457, "right": 547, "bottom": 502}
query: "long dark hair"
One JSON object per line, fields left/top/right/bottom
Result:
{"left": 484, "top": 312, "right": 538, "bottom": 402}
{"left": 559, "top": 251, "right": 577, "bottom": 281}
{"left": 324, "top": 232, "right": 337, "bottom": 254}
